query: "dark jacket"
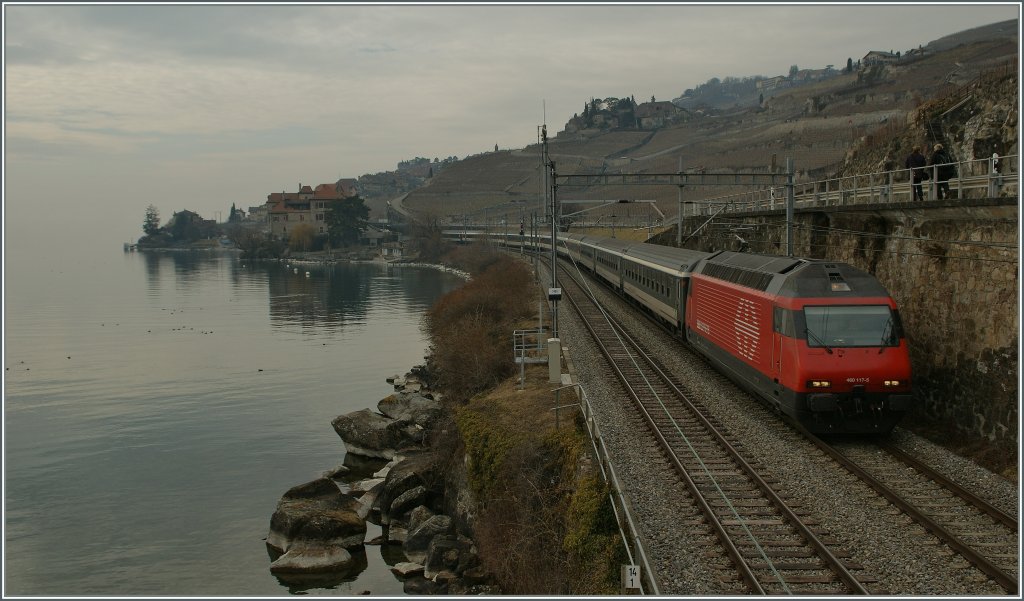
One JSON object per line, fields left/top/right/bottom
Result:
{"left": 905, "top": 151, "right": 926, "bottom": 181}
{"left": 930, "top": 149, "right": 957, "bottom": 180}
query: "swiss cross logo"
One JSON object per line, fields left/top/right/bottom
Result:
{"left": 733, "top": 298, "right": 759, "bottom": 361}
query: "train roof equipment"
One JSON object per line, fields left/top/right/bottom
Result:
{"left": 697, "top": 250, "right": 892, "bottom": 298}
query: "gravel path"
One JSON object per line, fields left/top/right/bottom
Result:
{"left": 546, "top": 261, "right": 1018, "bottom": 595}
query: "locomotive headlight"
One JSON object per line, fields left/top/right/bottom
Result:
{"left": 884, "top": 380, "right": 904, "bottom": 387}
{"left": 807, "top": 380, "right": 832, "bottom": 388}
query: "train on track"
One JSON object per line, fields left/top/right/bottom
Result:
{"left": 462, "top": 230, "right": 913, "bottom": 434}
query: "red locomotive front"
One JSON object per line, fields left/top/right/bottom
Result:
{"left": 774, "top": 298, "right": 913, "bottom": 433}
{"left": 686, "top": 252, "right": 913, "bottom": 435}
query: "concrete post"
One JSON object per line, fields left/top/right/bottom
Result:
{"left": 548, "top": 338, "right": 561, "bottom": 384}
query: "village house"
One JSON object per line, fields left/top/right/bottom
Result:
{"left": 266, "top": 179, "right": 360, "bottom": 239}
{"left": 756, "top": 75, "right": 789, "bottom": 94}
{"left": 792, "top": 67, "right": 835, "bottom": 83}
{"left": 862, "top": 50, "right": 899, "bottom": 66}
{"left": 635, "top": 101, "right": 685, "bottom": 129}
{"left": 246, "top": 203, "right": 269, "bottom": 225}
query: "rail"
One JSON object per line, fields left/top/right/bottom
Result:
{"left": 689, "top": 154, "right": 1018, "bottom": 216}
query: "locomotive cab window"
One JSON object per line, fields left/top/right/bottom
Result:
{"left": 803, "top": 305, "right": 900, "bottom": 347}
{"left": 773, "top": 306, "right": 796, "bottom": 337}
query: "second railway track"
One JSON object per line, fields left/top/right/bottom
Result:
{"left": 809, "top": 435, "right": 1019, "bottom": 594}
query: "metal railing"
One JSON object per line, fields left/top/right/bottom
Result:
{"left": 574, "top": 381, "right": 660, "bottom": 595}
{"left": 513, "top": 328, "right": 550, "bottom": 388}
{"left": 688, "top": 154, "right": 1018, "bottom": 216}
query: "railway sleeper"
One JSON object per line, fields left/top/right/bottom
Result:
{"left": 713, "top": 510, "right": 787, "bottom": 520}
{"left": 703, "top": 490, "right": 773, "bottom": 500}
{"left": 950, "top": 532, "right": 1015, "bottom": 540}
{"left": 739, "top": 547, "right": 851, "bottom": 558}
{"left": 731, "top": 529, "right": 837, "bottom": 542}
{"left": 741, "top": 544, "right": 843, "bottom": 552}
{"left": 747, "top": 561, "right": 828, "bottom": 571}
{"left": 956, "top": 539, "right": 1020, "bottom": 546}
{"left": 708, "top": 498, "right": 782, "bottom": 507}
{"left": 756, "top": 574, "right": 858, "bottom": 585}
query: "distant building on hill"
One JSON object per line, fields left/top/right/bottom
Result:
{"left": 863, "top": 50, "right": 899, "bottom": 66}
{"left": 635, "top": 101, "right": 686, "bottom": 129}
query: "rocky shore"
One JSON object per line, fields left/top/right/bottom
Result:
{"left": 265, "top": 370, "right": 500, "bottom": 595}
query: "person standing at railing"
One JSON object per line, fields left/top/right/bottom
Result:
{"left": 929, "top": 143, "right": 957, "bottom": 200}
{"left": 905, "top": 145, "right": 927, "bottom": 201}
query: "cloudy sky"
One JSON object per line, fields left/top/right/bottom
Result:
{"left": 3, "top": 3, "right": 1019, "bottom": 246}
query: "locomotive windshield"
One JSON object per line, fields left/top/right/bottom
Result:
{"left": 803, "top": 305, "right": 899, "bottom": 348}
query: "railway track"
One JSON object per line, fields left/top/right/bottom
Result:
{"left": 555, "top": 261, "right": 884, "bottom": 594}
{"left": 808, "top": 435, "right": 1019, "bottom": 594}
{"left": 541, "top": 250, "right": 1018, "bottom": 595}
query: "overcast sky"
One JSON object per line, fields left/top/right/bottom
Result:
{"left": 3, "top": 3, "right": 1020, "bottom": 245}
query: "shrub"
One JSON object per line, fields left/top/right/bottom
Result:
{"left": 425, "top": 255, "right": 534, "bottom": 400}
{"left": 442, "top": 241, "right": 506, "bottom": 276}
{"left": 288, "top": 223, "right": 316, "bottom": 251}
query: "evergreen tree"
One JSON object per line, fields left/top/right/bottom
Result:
{"left": 846, "top": 57, "right": 853, "bottom": 72}
{"left": 325, "top": 196, "right": 370, "bottom": 246}
{"left": 143, "top": 204, "right": 161, "bottom": 237}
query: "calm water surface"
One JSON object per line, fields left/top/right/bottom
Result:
{"left": 4, "top": 248, "right": 465, "bottom": 596}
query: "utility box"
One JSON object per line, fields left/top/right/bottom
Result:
{"left": 547, "top": 338, "right": 561, "bottom": 383}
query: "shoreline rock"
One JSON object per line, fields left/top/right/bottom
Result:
{"left": 267, "top": 369, "right": 500, "bottom": 594}
{"left": 266, "top": 477, "right": 368, "bottom": 577}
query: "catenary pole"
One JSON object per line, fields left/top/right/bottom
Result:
{"left": 677, "top": 155, "right": 683, "bottom": 245}
{"left": 786, "top": 157, "right": 795, "bottom": 257}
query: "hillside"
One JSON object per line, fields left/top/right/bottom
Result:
{"left": 402, "top": 20, "right": 1017, "bottom": 226}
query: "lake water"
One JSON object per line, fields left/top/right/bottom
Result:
{"left": 3, "top": 248, "right": 466, "bottom": 596}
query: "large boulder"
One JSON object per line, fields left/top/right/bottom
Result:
{"left": 422, "top": 533, "right": 478, "bottom": 580}
{"left": 403, "top": 515, "right": 454, "bottom": 564}
{"left": 270, "top": 545, "right": 361, "bottom": 576}
{"left": 377, "top": 392, "right": 442, "bottom": 429}
{"left": 407, "top": 505, "right": 435, "bottom": 532}
{"left": 266, "top": 478, "right": 368, "bottom": 575}
{"left": 331, "top": 408, "right": 423, "bottom": 459}
{"left": 390, "top": 561, "right": 425, "bottom": 578}
{"left": 388, "top": 485, "right": 428, "bottom": 521}
{"left": 376, "top": 452, "right": 443, "bottom": 525}
{"left": 269, "top": 552, "right": 370, "bottom": 588}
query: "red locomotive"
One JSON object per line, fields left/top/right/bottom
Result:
{"left": 685, "top": 250, "right": 912, "bottom": 434}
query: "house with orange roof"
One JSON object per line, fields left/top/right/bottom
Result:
{"left": 267, "top": 181, "right": 360, "bottom": 239}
